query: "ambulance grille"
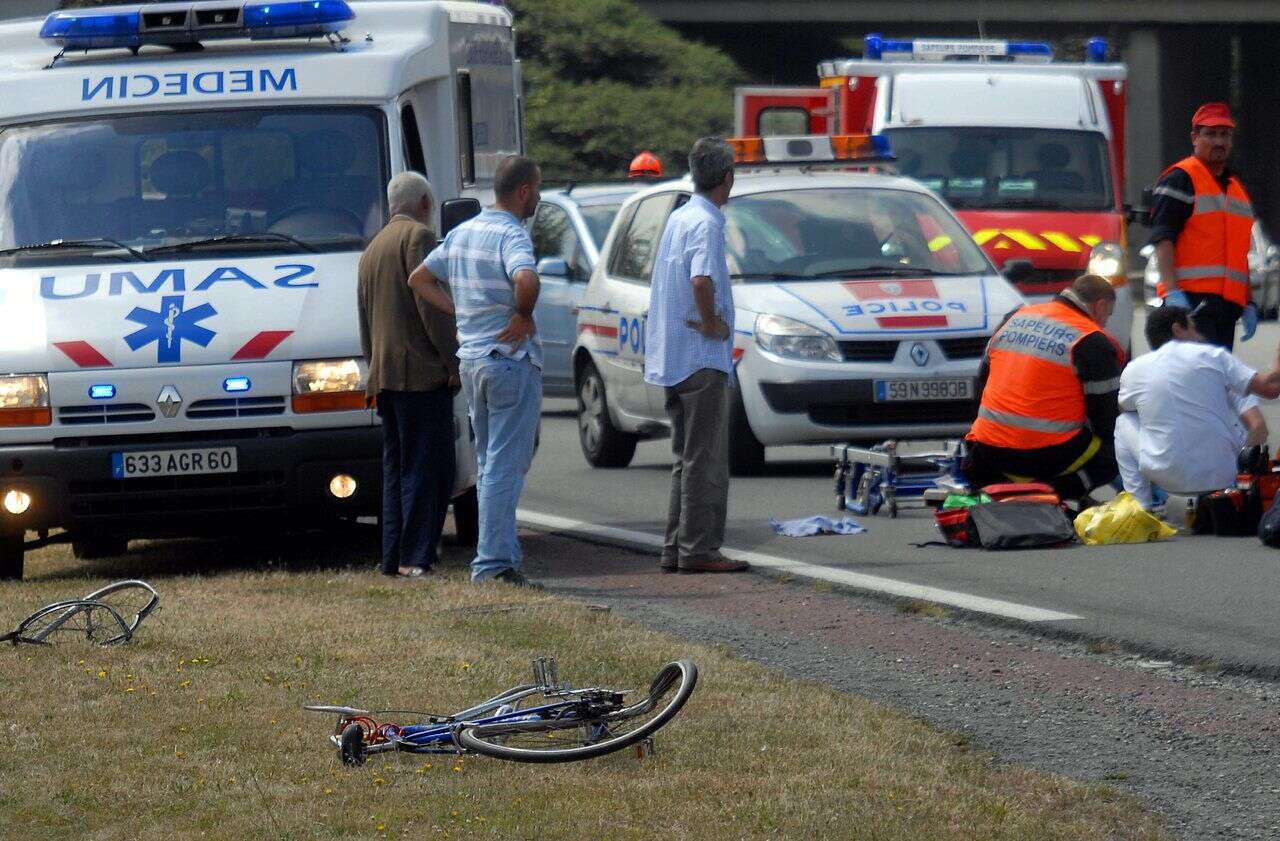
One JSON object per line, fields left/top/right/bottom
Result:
{"left": 58, "top": 404, "right": 156, "bottom": 426}
{"left": 837, "top": 341, "right": 898, "bottom": 362}
{"left": 186, "top": 396, "right": 286, "bottom": 419}
{"left": 938, "top": 337, "right": 990, "bottom": 360}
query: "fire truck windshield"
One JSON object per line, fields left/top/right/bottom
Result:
{"left": 882, "top": 127, "right": 1114, "bottom": 212}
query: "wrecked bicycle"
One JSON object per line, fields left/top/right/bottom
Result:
{"left": 305, "top": 657, "right": 697, "bottom": 765}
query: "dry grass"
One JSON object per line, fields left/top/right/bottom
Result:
{"left": 0, "top": 530, "right": 1171, "bottom": 840}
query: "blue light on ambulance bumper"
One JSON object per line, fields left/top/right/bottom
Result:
{"left": 223, "top": 377, "right": 252, "bottom": 393}
{"left": 89, "top": 384, "right": 116, "bottom": 400}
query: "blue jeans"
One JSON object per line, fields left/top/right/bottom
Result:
{"left": 376, "top": 388, "right": 455, "bottom": 573}
{"left": 460, "top": 354, "right": 542, "bottom": 581}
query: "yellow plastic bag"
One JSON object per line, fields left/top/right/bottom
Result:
{"left": 1074, "top": 491, "right": 1178, "bottom": 545}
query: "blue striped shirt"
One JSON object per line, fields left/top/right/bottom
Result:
{"left": 423, "top": 209, "right": 542, "bottom": 367}
{"left": 644, "top": 194, "right": 735, "bottom": 387}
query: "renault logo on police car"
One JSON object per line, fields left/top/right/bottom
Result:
{"left": 910, "top": 343, "right": 930, "bottom": 367}
{"left": 156, "top": 385, "right": 182, "bottom": 418}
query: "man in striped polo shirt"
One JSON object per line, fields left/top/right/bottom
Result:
{"left": 410, "top": 156, "right": 543, "bottom": 586}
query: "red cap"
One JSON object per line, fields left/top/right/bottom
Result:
{"left": 628, "top": 151, "right": 663, "bottom": 178}
{"left": 1192, "top": 102, "right": 1236, "bottom": 129}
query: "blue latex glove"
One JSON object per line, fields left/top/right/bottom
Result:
{"left": 1241, "top": 303, "right": 1259, "bottom": 342}
{"left": 1163, "top": 290, "right": 1192, "bottom": 311}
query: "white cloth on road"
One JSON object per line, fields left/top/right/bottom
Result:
{"left": 770, "top": 515, "right": 866, "bottom": 537}
{"left": 1116, "top": 340, "right": 1257, "bottom": 503}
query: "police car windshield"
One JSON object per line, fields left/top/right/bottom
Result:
{"left": 883, "top": 127, "right": 1113, "bottom": 212}
{"left": 0, "top": 107, "right": 387, "bottom": 266}
{"left": 580, "top": 203, "right": 624, "bottom": 249}
{"left": 723, "top": 187, "right": 990, "bottom": 281}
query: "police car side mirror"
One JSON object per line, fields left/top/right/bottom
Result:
{"left": 1001, "top": 259, "right": 1034, "bottom": 284}
{"left": 440, "top": 198, "right": 481, "bottom": 238}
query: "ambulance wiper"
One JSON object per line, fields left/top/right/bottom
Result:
{"left": 729, "top": 272, "right": 811, "bottom": 281}
{"left": 812, "top": 266, "right": 970, "bottom": 278}
{"left": 0, "top": 238, "right": 149, "bottom": 262}
{"left": 145, "top": 233, "right": 319, "bottom": 256}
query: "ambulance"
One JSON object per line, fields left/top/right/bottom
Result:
{"left": 735, "top": 35, "right": 1134, "bottom": 351}
{"left": 0, "top": 0, "right": 523, "bottom": 578}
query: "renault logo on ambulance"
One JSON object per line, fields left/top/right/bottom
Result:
{"left": 156, "top": 386, "right": 182, "bottom": 419}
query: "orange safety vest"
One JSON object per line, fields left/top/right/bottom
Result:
{"left": 967, "top": 299, "right": 1102, "bottom": 450}
{"left": 1156, "top": 155, "right": 1253, "bottom": 306}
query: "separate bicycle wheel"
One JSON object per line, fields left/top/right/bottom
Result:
{"left": 455, "top": 659, "right": 697, "bottom": 764}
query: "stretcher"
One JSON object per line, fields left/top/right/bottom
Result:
{"left": 831, "top": 441, "right": 969, "bottom": 518}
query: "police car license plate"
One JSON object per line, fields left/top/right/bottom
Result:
{"left": 874, "top": 378, "right": 972, "bottom": 402}
{"left": 111, "top": 447, "right": 238, "bottom": 479}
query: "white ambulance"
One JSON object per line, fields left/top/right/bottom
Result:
{"left": 0, "top": 0, "right": 523, "bottom": 578}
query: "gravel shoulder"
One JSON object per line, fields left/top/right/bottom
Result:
{"left": 522, "top": 529, "right": 1280, "bottom": 841}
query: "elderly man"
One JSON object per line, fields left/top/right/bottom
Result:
{"left": 409, "top": 156, "right": 543, "bottom": 586}
{"left": 358, "top": 171, "right": 458, "bottom": 577}
{"left": 963, "top": 274, "right": 1124, "bottom": 502}
{"left": 644, "top": 137, "right": 748, "bottom": 574}
{"left": 1116, "top": 305, "right": 1280, "bottom": 509}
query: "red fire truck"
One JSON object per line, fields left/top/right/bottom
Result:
{"left": 735, "top": 35, "right": 1133, "bottom": 348}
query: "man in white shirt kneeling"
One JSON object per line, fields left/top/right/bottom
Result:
{"left": 1116, "top": 305, "right": 1280, "bottom": 509}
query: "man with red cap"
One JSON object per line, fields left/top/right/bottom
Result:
{"left": 1148, "top": 102, "right": 1257, "bottom": 349}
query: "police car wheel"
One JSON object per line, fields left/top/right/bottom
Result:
{"left": 728, "top": 390, "right": 766, "bottom": 477}
{"left": 577, "top": 362, "right": 637, "bottom": 468}
{"left": 0, "top": 531, "right": 22, "bottom": 581}
{"left": 71, "top": 535, "right": 129, "bottom": 561}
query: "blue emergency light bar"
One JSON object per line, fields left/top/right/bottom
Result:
{"left": 40, "top": 0, "right": 354, "bottom": 52}
{"left": 864, "top": 33, "right": 1054, "bottom": 63}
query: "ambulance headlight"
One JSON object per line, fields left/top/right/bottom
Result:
{"left": 0, "top": 375, "right": 51, "bottom": 427}
{"left": 754, "top": 314, "right": 841, "bottom": 361}
{"left": 1087, "top": 242, "right": 1127, "bottom": 285}
{"left": 291, "top": 359, "right": 367, "bottom": 413}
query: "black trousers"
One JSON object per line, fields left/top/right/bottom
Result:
{"left": 963, "top": 427, "right": 1118, "bottom": 500}
{"left": 1185, "top": 292, "right": 1243, "bottom": 351}
{"left": 377, "top": 388, "right": 455, "bottom": 573}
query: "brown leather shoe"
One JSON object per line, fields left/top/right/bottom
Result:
{"left": 678, "top": 553, "right": 749, "bottom": 574}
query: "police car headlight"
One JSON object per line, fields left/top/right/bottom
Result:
{"left": 1087, "top": 242, "right": 1127, "bottom": 286}
{"left": 291, "top": 359, "right": 367, "bottom": 413}
{"left": 754, "top": 314, "right": 841, "bottom": 361}
{"left": 0, "top": 374, "right": 51, "bottom": 427}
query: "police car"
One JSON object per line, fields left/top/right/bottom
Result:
{"left": 573, "top": 134, "right": 1028, "bottom": 474}
{"left": 531, "top": 184, "right": 641, "bottom": 396}
{"left": 0, "top": 1, "right": 523, "bottom": 578}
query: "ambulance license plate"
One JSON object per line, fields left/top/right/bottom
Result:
{"left": 874, "top": 378, "right": 972, "bottom": 402}
{"left": 111, "top": 447, "right": 238, "bottom": 479}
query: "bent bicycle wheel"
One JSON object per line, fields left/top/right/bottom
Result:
{"left": 455, "top": 659, "right": 697, "bottom": 763}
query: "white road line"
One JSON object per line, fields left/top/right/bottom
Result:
{"left": 517, "top": 509, "right": 1083, "bottom": 624}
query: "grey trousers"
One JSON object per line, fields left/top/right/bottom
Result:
{"left": 662, "top": 369, "right": 730, "bottom": 565}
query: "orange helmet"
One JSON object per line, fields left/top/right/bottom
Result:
{"left": 628, "top": 151, "right": 663, "bottom": 179}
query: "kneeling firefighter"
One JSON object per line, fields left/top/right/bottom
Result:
{"left": 963, "top": 274, "right": 1124, "bottom": 501}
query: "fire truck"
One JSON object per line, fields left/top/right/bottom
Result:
{"left": 735, "top": 35, "right": 1133, "bottom": 349}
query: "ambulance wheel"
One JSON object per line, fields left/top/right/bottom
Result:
{"left": 452, "top": 487, "right": 479, "bottom": 547}
{"left": 0, "top": 531, "right": 23, "bottom": 580}
{"left": 71, "top": 535, "right": 129, "bottom": 560}
{"left": 577, "top": 362, "right": 637, "bottom": 468}
{"left": 728, "top": 390, "right": 766, "bottom": 476}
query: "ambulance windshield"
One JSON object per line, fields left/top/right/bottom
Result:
{"left": 723, "top": 187, "right": 991, "bottom": 281}
{"left": 882, "top": 127, "right": 1113, "bottom": 212}
{"left": 0, "top": 107, "right": 387, "bottom": 264}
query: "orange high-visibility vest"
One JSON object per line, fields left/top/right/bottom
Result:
{"left": 967, "top": 300, "right": 1103, "bottom": 450}
{"left": 1156, "top": 155, "right": 1253, "bottom": 306}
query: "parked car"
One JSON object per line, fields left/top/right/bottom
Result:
{"left": 572, "top": 168, "right": 1029, "bottom": 474}
{"left": 530, "top": 184, "right": 642, "bottom": 396}
{"left": 1141, "top": 221, "right": 1280, "bottom": 319}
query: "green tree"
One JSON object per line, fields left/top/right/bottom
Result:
{"left": 508, "top": 0, "right": 743, "bottom": 182}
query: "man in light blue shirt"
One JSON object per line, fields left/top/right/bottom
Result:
{"left": 645, "top": 137, "right": 748, "bottom": 575}
{"left": 409, "top": 156, "right": 543, "bottom": 586}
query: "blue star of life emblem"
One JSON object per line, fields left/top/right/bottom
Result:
{"left": 124, "top": 294, "right": 217, "bottom": 364}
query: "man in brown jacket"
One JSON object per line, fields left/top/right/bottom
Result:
{"left": 358, "top": 172, "right": 459, "bottom": 577}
